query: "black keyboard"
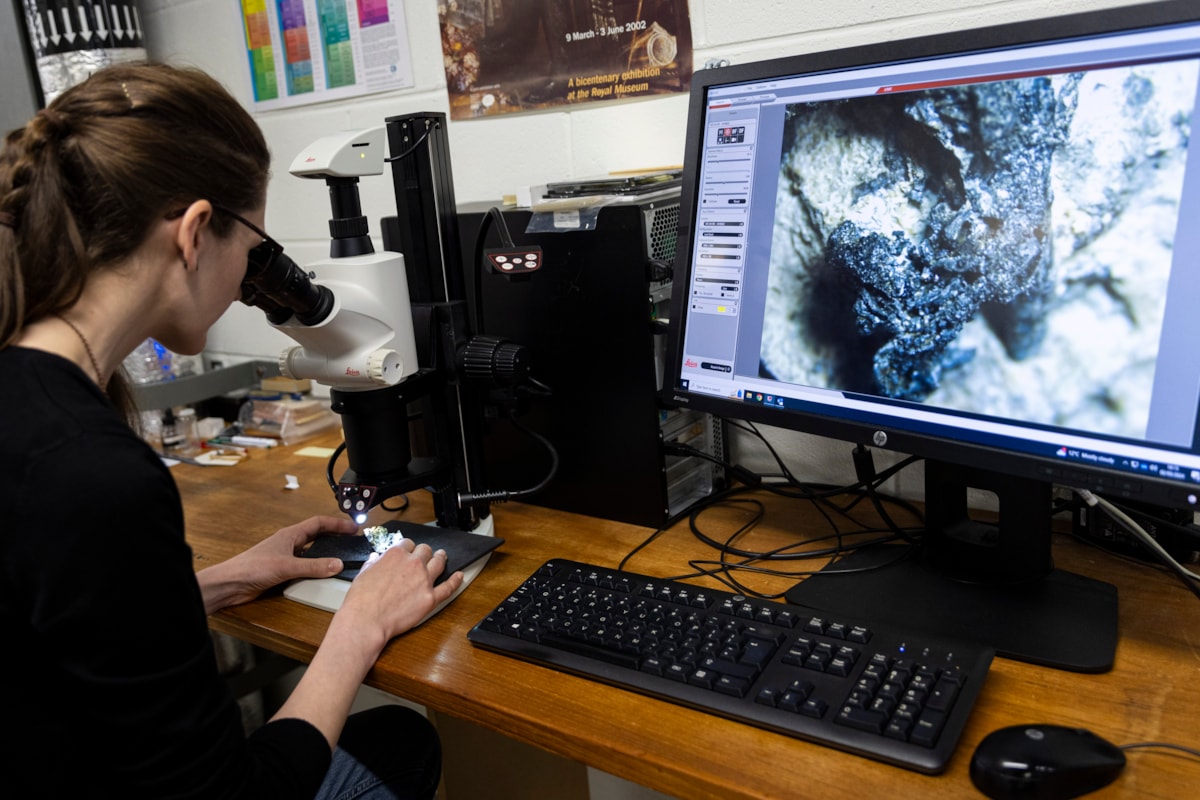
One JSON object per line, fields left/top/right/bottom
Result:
{"left": 467, "top": 559, "right": 994, "bottom": 773}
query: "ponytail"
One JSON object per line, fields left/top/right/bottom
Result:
{"left": 0, "top": 63, "right": 271, "bottom": 419}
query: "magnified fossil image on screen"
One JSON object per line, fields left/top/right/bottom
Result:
{"left": 762, "top": 61, "right": 1198, "bottom": 439}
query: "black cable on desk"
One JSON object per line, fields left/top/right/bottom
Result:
{"left": 636, "top": 427, "right": 926, "bottom": 596}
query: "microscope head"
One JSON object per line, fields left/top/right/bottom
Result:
{"left": 290, "top": 126, "right": 387, "bottom": 259}
{"left": 289, "top": 127, "right": 386, "bottom": 179}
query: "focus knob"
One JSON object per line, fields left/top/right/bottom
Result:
{"left": 366, "top": 349, "right": 404, "bottom": 385}
{"left": 278, "top": 347, "right": 301, "bottom": 379}
{"left": 461, "top": 336, "right": 530, "bottom": 386}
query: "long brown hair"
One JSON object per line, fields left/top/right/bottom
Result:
{"left": 0, "top": 63, "right": 271, "bottom": 418}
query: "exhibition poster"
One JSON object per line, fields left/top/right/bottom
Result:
{"left": 438, "top": 0, "right": 693, "bottom": 120}
{"left": 240, "top": 0, "right": 414, "bottom": 110}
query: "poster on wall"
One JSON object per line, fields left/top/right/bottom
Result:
{"left": 240, "top": 0, "right": 414, "bottom": 111}
{"left": 438, "top": 0, "right": 693, "bottom": 120}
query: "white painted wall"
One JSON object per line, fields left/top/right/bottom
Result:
{"left": 139, "top": 0, "right": 1157, "bottom": 492}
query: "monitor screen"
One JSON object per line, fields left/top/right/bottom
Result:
{"left": 662, "top": 0, "right": 1200, "bottom": 672}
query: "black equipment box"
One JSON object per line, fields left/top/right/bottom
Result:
{"left": 1073, "top": 497, "right": 1199, "bottom": 564}
{"left": 457, "top": 195, "right": 725, "bottom": 528}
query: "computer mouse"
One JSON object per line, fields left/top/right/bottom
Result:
{"left": 970, "top": 724, "right": 1126, "bottom": 799}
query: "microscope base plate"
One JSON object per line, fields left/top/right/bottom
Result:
{"left": 284, "top": 515, "right": 498, "bottom": 624}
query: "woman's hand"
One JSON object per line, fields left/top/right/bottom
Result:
{"left": 196, "top": 515, "right": 358, "bottom": 614}
{"left": 335, "top": 539, "right": 465, "bottom": 649}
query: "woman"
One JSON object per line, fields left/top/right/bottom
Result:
{"left": 0, "top": 63, "right": 462, "bottom": 798}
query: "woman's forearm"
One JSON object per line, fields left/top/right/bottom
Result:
{"left": 267, "top": 612, "right": 388, "bottom": 749}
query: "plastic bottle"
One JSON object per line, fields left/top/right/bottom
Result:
{"left": 125, "top": 339, "right": 174, "bottom": 384}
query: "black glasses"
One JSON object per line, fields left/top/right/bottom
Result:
{"left": 165, "top": 203, "right": 332, "bottom": 325}
{"left": 164, "top": 203, "right": 285, "bottom": 278}
{"left": 211, "top": 205, "right": 285, "bottom": 277}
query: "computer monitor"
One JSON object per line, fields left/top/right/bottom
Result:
{"left": 662, "top": 0, "right": 1200, "bottom": 673}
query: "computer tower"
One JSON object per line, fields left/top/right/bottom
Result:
{"left": 458, "top": 195, "right": 725, "bottom": 528}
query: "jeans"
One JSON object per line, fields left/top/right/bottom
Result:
{"left": 316, "top": 705, "right": 442, "bottom": 800}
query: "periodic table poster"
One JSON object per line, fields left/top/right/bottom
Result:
{"left": 240, "top": 0, "right": 414, "bottom": 111}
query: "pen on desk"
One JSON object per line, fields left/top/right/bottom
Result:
{"left": 202, "top": 442, "right": 247, "bottom": 456}
{"left": 159, "top": 451, "right": 205, "bottom": 466}
{"left": 230, "top": 435, "right": 278, "bottom": 448}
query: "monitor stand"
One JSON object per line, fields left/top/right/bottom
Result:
{"left": 784, "top": 461, "right": 1118, "bottom": 673}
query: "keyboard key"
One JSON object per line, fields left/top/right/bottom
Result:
{"left": 925, "top": 679, "right": 961, "bottom": 712}
{"left": 848, "top": 625, "right": 872, "bottom": 644}
{"left": 716, "top": 675, "right": 750, "bottom": 697}
{"left": 664, "top": 663, "right": 688, "bottom": 682}
{"left": 740, "top": 639, "right": 776, "bottom": 668}
{"left": 836, "top": 706, "right": 887, "bottom": 734}
{"left": 885, "top": 716, "right": 914, "bottom": 741}
{"left": 779, "top": 690, "right": 807, "bottom": 712}
{"left": 910, "top": 709, "right": 948, "bottom": 748}
{"left": 800, "top": 698, "right": 829, "bottom": 719}
{"left": 688, "top": 668, "right": 717, "bottom": 689}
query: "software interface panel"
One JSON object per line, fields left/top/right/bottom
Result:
{"left": 678, "top": 21, "right": 1200, "bottom": 488}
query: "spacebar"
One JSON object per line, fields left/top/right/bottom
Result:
{"left": 539, "top": 633, "right": 641, "bottom": 669}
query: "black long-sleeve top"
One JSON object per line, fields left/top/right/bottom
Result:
{"left": 0, "top": 346, "right": 330, "bottom": 798}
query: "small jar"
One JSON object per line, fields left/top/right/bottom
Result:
{"left": 176, "top": 408, "right": 199, "bottom": 453}
{"left": 161, "top": 409, "right": 183, "bottom": 453}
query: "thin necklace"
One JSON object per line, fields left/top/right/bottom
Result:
{"left": 55, "top": 314, "right": 106, "bottom": 388}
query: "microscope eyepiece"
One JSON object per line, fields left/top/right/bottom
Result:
{"left": 240, "top": 242, "right": 335, "bottom": 326}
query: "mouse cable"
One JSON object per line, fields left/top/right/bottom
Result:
{"left": 1076, "top": 489, "right": 1200, "bottom": 600}
{"left": 1119, "top": 741, "right": 1200, "bottom": 760}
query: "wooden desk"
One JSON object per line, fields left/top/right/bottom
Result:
{"left": 179, "top": 433, "right": 1199, "bottom": 799}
